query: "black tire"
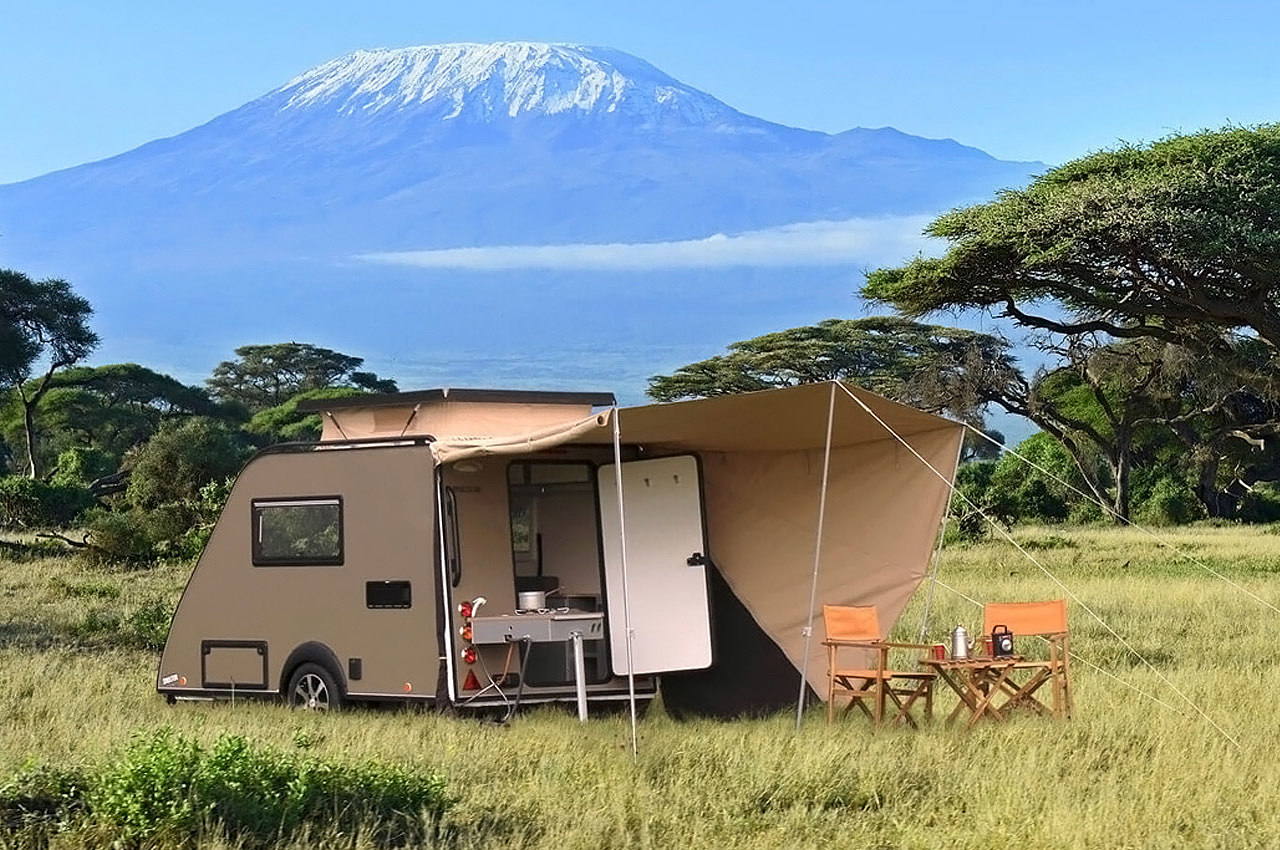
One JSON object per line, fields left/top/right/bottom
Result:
{"left": 287, "top": 662, "right": 343, "bottom": 711}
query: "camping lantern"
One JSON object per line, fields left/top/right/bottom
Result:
{"left": 992, "top": 624, "right": 1014, "bottom": 658}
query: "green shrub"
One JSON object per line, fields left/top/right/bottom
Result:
{"left": 127, "top": 599, "right": 173, "bottom": 651}
{"left": 47, "top": 577, "right": 121, "bottom": 599}
{"left": 82, "top": 509, "right": 155, "bottom": 566}
{"left": 0, "top": 762, "right": 87, "bottom": 832}
{"left": 1236, "top": 482, "right": 1280, "bottom": 523}
{"left": 49, "top": 446, "right": 114, "bottom": 488}
{"left": 0, "top": 475, "right": 93, "bottom": 529}
{"left": 125, "top": 418, "right": 247, "bottom": 511}
{"left": 1136, "top": 476, "right": 1206, "bottom": 526}
{"left": 90, "top": 729, "right": 451, "bottom": 846}
{"left": 69, "top": 599, "right": 172, "bottom": 651}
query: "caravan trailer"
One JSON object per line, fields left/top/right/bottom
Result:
{"left": 157, "top": 384, "right": 963, "bottom": 717}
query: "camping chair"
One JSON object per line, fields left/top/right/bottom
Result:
{"left": 822, "top": 605, "right": 935, "bottom": 728}
{"left": 981, "top": 598, "right": 1072, "bottom": 719}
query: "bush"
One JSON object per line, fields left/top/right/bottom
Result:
{"left": 1135, "top": 476, "right": 1206, "bottom": 526}
{"left": 90, "top": 729, "right": 451, "bottom": 846}
{"left": 82, "top": 509, "right": 155, "bottom": 566}
{"left": 125, "top": 418, "right": 247, "bottom": 511}
{"left": 0, "top": 762, "right": 87, "bottom": 832}
{"left": 127, "top": 599, "right": 173, "bottom": 651}
{"left": 49, "top": 446, "right": 114, "bottom": 488}
{"left": 0, "top": 475, "right": 93, "bottom": 529}
{"left": 1236, "top": 482, "right": 1280, "bottom": 523}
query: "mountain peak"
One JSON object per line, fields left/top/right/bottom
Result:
{"left": 271, "top": 41, "right": 735, "bottom": 124}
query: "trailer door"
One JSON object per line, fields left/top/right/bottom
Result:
{"left": 598, "top": 455, "right": 713, "bottom": 675}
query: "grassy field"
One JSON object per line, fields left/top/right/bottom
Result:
{"left": 2, "top": 525, "right": 1280, "bottom": 848}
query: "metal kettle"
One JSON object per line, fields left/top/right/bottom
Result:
{"left": 951, "top": 625, "right": 971, "bottom": 659}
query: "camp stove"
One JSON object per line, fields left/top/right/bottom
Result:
{"left": 470, "top": 610, "right": 603, "bottom": 645}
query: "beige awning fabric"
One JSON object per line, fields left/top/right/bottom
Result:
{"left": 699, "top": 426, "right": 963, "bottom": 692}
{"left": 319, "top": 399, "right": 601, "bottom": 443}
{"left": 575, "top": 381, "right": 955, "bottom": 453}
{"left": 430, "top": 410, "right": 612, "bottom": 465}
{"left": 425, "top": 380, "right": 963, "bottom": 697}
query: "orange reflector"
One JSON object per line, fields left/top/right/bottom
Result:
{"left": 403, "top": 682, "right": 412, "bottom": 693}
{"left": 178, "top": 676, "right": 187, "bottom": 686}
{"left": 460, "top": 625, "right": 473, "bottom": 641}
{"left": 462, "top": 670, "right": 481, "bottom": 691}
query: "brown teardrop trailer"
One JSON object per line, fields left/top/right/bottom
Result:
{"left": 157, "top": 383, "right": 963, "bottom": 717}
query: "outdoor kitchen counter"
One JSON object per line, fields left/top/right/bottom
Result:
{"left": 470, "top": 611, "right": 604, "bottom": 645}
{"left": 469, "top": 611, "right": 605, "bottom": 721}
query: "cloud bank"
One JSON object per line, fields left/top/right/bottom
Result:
{"left": 358, "top": 216, "right": 939, "bottom": 271}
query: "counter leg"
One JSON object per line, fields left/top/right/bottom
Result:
{"left": 571, "top": 631, "right": 588, "bottom": 722}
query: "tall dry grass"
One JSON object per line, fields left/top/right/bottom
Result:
{"left": 2, "top": 525, "right": 1280, "bottom": 848}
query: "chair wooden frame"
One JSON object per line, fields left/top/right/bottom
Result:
{"left": 822, "top": 605, "right": 935, "bottom": 728}
{"left": 981, "top": 599, "right": 1072, "bottom": 719}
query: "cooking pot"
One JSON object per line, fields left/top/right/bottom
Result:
{"left": 517, "top": 590, "right": 549, "bottom": 610}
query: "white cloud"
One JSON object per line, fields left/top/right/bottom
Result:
{"left": 357, "top": 216, "right": 940, "bottom": 271}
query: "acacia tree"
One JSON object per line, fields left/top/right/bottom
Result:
{"left": 864, "top": 125, "right": 1280, "bottom": 353}
{"left": 207, "top": 343, "right": 397, "bottom": 412}
{"left": 1, "top": 363, "right": 217, "bottom": 488}
{"left": 648, "top": 317, "right": 1018, "bottom": 458}
{"left": 864, "top": 125, "right": 1280, "bottom": 518}
{"left": 1001, "top": 338, "right": 1181, "bottom": 520}
{"left": 0, "top": 270, "right": 99, "bottom": 478}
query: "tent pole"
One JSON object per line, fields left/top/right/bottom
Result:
{"left": 796, "top": 381, "right": 837, "bottom": 732}
{"left": 610, "top": 408, "right": 638, "bottom": 758}
{"left": 918, "top": 436, "right": 965, "bottom": 642}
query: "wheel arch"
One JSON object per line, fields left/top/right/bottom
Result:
{"left": 280, "top": 642, "right": 347, "bottom": 699}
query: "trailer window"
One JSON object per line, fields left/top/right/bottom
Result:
{"left": 252, "top": 497, "right": 343, "bottom": 566}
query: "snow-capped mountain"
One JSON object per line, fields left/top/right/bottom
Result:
{"left": 273, "top": 43, "right": 738, "bottom": 126}
{"left": 0, "top": 42, "right": 1042, "bottom": 397}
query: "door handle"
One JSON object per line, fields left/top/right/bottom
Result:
{"left": 686, "top": 552, "right": 708, "bottom": 567}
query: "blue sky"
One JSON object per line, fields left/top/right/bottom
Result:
{"left": 4, "top": 0, "right": 1280, "bottom": 184}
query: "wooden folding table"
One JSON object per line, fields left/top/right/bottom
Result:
{"left": 919, "top": 655, "right": 1054, "bottom": 728}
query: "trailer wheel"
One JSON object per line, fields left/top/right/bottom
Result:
{"left": 287, "top": 663, "right": 343, "bottom": 711}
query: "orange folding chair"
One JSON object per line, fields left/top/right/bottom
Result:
{"left": 822, "top": 604, "right": 935, "bottom": 728}
{"left": 981, "top": 598, "right": 1072, "bottom": 719}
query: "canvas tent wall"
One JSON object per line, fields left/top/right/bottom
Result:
{"left": 312, "top": 382, "right": 963, "bottom": 717}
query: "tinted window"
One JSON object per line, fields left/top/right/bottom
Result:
{"left": 252, "top": 497, "right": 343, "bottom": 566}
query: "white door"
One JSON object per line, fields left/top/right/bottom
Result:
{"left": 598, "top": 455, "right": 713, "bottom": 675}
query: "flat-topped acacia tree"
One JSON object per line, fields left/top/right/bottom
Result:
{"left": 863, "top": 123, "right": 1280, "bottom": 354}
{"left": 864, "top": 125, "right": 1280, "bottom": 519}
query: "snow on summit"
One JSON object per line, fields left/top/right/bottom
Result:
{"left": 273, "top": 42, "right": 736, "bottom": 123}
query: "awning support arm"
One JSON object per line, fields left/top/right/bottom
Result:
{"left": 795, "top": 381, "right": 837, "bottom": 731}
{"left": 610, "top": 408, "right": 639, "bottom": 758}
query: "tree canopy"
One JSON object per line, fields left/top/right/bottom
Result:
{"left": 207, "top": 343, "right": 397, "bottom": 412}
{"left": 0, "top": 363, "right": 218, "bottom": 485}
{"left": 0, "top": 270, "right": 99, "bottom": 477}
{"left": 648, "top": 317, "right": 1016, "bottom": 456}
{"left": 864, "top": 125, "right": 1280, "bottom": 352}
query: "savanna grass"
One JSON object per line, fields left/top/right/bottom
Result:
{"left": 2, "top": 526, "right": 1280, "bottom": 848}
